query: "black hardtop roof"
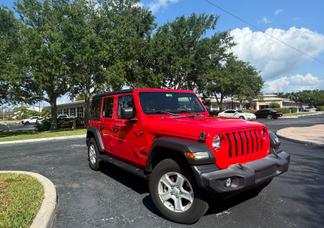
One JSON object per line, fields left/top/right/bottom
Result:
{"left": 92, "top": 89, "right": 134, "bottom": 99}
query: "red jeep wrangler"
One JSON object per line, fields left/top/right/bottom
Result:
{"left": 86, "top": 88, "right": 289, "bottom": 224}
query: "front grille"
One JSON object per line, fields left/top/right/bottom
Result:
{"left": 225, "top": 129, "right": 264, "bottom": 159}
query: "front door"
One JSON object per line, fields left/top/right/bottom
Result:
{"left": 110, "top": 94, "right": 141, "bottom": 165}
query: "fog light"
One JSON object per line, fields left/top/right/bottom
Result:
{"left": 224, "top": 178, "right": 232, "bottom": 187}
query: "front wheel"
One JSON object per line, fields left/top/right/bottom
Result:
{"left": 267, "top": 115, "right": 273, "bottom": 120}
{"left": 149, "top": 159, "right": 209, "bottom": 224}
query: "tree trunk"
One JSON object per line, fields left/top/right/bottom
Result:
{"left": 83, "top": 86, "right": 91, "bottom": 127}
{"left": 50, "top": 98, "right": 58, "bottom": 130}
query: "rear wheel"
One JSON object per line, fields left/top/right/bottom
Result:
{"left": 149, "top": 159, "right": 209, "bottom": 224}
{"left": 239, "top": 116, "right": 245, "bottom": 120}
{"left": 87, "top": 138, "right": 102, "bottom": 171}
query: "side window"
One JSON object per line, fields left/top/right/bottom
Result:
{"left": 102, "top": 96, "right": 114, "bottom": 118}
{"left": 118, "top": 95, "right": 134, "bottom": 119}
{"left": 90, "top": 97, "right": 101, "bottom": 120}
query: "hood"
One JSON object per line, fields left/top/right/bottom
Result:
{"left": 143, "top": 115, "right": 265, "bottom": 140}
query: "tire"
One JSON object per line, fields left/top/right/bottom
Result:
{"left": 267, "top": 115, "right": 272, "bottom": 120}
{"left": 87, "top": 138, "right": 102, "bottom": 171}
{"left": 149, "top": 159, "right": 209, "bottom": 224}
{"left": 239, "top": 116, "right": 245, "bottom": 120}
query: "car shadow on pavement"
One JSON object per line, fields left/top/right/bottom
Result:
{"left": 100, "top": 165, "right": 148, "bottom": 194}
{"left": 100, "top": 162, "right": 262, "bottom": 220}
{"left": 141, "top": 190, "right": 261, "bottom": 220}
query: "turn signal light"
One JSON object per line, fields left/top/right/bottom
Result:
{"left": 184, "top": 152, "right": 209, "bottom": 160}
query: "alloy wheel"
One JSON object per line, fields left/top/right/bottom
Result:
{"left": 158, "top": 172, "right": 194, "bottom": 213}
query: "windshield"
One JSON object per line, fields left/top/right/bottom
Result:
{"left": 139, "top": 92, "right": 205, "bottom": 114}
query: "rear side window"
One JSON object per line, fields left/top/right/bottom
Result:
{"left": 118, "top": 95, "right": 134, "bottom": 119}
{"left": 90, "top": 97, "right": 101, "bottom": 120}
{"left": 103, "top": 96, "right": 114, "bottom": 118}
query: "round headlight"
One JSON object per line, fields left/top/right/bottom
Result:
{"left": 212, "top": 135, "right": 222, "bottom": 149}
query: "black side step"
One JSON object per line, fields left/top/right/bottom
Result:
{"left": 101, "top": 154, "right": 148, "bottom": 179}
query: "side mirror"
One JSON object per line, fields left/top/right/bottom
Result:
{"left": 121, "top": 107, "right": 136, "bottom": 120}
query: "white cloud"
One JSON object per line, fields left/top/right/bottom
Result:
{"left": 264, "top": 73, "right": 324, "bottom": 92}
{"left": 259, "top": 17, "right": 272, "bottom": 24}
{"left": 230, "top": 27, "right": 324, "bottom": 80}
{"left": 274, "top": 9, "right": 283, "bottom": 16}
{"left": 148, "top": 0, "right": 179, "bottom": 13}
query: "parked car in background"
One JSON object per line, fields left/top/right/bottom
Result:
{"left": 21, "top": 116, "right": 41, "bottom": 125}
{"left": 57, "top": 114, "right": 70, "bottom": 119}
{"left": 301, "top": 106, "right": 317, "bottom": 112}
{"left": 218, "top": 109, "right": 256, "bottom": 120}
{"left": 254, "top": 109, "right": 283, "bottom": 119}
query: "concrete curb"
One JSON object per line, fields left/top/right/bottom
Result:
{"left": 277, "top": 129, "right": 324, "bottom": 147}
{"left": 0, "top": 134, "right": 85, "bottom": 145}
{"left": 0, "top": 171, "right": 57, "bottom": 228}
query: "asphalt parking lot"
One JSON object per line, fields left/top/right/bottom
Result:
{"left": 0, "top": 115, "right": 324, "bottom": 228}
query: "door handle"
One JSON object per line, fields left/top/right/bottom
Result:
{"left": 112, "top": 126, "right": 120, "bottom": 132}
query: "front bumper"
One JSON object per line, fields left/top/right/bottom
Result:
{"left": 192, "top": 151, "right": 290, "bottom": 193}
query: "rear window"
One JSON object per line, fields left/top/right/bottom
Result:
{"left": 90, "top": 97, "right": 101, "bottom": 120}
{"left": 102, "top": 96, "right": 114, "bottom": 118}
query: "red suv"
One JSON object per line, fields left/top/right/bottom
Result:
{"left": 86, "top": 88, "right": 289, "bottom": 224}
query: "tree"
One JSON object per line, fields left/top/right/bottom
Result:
{"left": 235, "top": 62, "right": 263, "bottom": 105}
{"left": 15, "top": 0, "right": 71, "bottom": 129}
{"left": 283, "top": 90, "right": 324, "bottom": 107}
{"left": 202, "top": 57, "right": 263, "bottom": 109}
{"left": 151, "top": 14, "right": 220, "bottom": 89}
{"left": 65, "top": 0, "right": 155, "bottom": 123}
{"left": 0, "top": 7, "right": 20, "bottom": 104}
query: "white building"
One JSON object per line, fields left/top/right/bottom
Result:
{"left": 209, "top": 94, "right": 297, "bottom": 111}
{"left": 56, "top": 100, "right": 85, "bottom": 118}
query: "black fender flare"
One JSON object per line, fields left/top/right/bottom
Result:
{"left": 86, "top": 127, "right": 105, "bottom": 153}
{"left": 145, "top": 136, "right": 215, "bottom": 173}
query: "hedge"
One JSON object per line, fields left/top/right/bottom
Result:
{"left": 274, "top": 108, "right": 298, "bottom": 113}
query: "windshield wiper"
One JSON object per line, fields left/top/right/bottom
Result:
{"left": 171, "top": 112, "right": 204, "bottom": 119}
{"left": 148, "top": 111, "right": 179, "bottom": 116}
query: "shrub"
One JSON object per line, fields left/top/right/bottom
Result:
{"left": 35, "top": 119, "right": 51, "bottom": 131}
{"left": 242, "top": 109, "right": 256, "bottom": 113}
{"left": 274, "top": 108, "right": 289, "bottom": 114}
{"left": 318, "top": 106, "right": 324, "bottom": 111}
{"left": 269, "top": 103, "right": 280, "bottom": 108}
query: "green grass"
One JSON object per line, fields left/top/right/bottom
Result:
{"left": 284, "top": 112, "right": 317, "bottom": 116}
{"left": 0, "top": 128, "right": 86, "bottom": 142}
{"left": 0, "top": 174, "right": 44, "bottom": 228}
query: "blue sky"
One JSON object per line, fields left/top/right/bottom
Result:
{"left": 144, "top": 0, "right": 324, "bottom": 93}
{"left": 1, "top": 0, "right": 324, "bottom": 106}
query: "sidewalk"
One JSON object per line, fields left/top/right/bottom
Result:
{"left": 277, "top": 124, "right": 324, "bottom": 146}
